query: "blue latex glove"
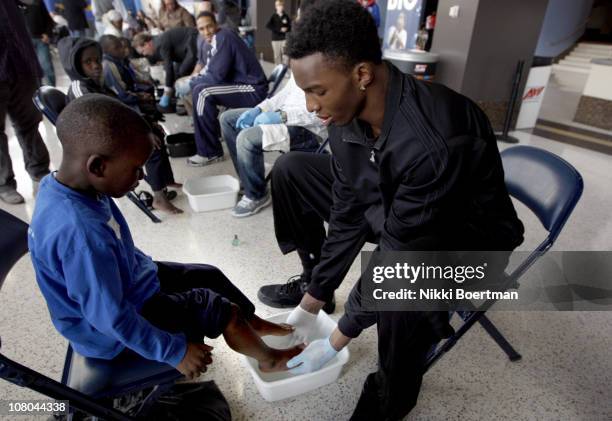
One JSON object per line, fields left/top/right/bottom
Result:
{"left": 253, "top": 111, "right": 283, "bottom": 126}
{"left": 159, "top": 94, "right": 171, "bottom": 108}
{"left": 287, "top": 337, "right": 338, "bottom": 375}
{"left": 236, "top": 107, "right": 262, "bottom": 129}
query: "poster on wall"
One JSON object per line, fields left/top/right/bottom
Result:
{"left": 383, "top": 0, "right": 424, "bottom": 51}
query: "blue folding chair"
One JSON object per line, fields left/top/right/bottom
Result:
{"left": 33, "top": 86, "right": 162, "bottom": 223}
{"left": 267, "top": 64, "right": 288, "bottom": 98}
{"left": 425, "top": 145, "right": 584, "bottom": 370}
{"left": 0, "top": 209, "right": 182, "bottom": 420}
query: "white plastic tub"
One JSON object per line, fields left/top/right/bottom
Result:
{"left": 242, "top": 311, "right": 350, "bottom": 402}
{"left": 183, "top": 175, "right": 240, "bottom": 212}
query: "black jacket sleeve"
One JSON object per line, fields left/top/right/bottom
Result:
{"left": 306, "top": 155, "right": 371, "bottom": 303}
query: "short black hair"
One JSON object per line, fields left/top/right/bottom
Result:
{"left": 196, "top": 11, "right": 216, "bottom": 23}
{"left": 56, "top": 95, "right": 152, "bottom": 157}
{"left": 287, "top": 0, "right": 381, "bottom": 69}
{"left": 99, "top": 34, "right": 120, "bottom": 54}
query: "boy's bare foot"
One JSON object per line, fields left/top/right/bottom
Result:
{"left": 259, "top": 344, "right": 306, "bottom": 372}
{"left": 152, "top": 194, "right": 184, "bottom": 214}
{"left": 250, "top": 315, "right": 294, "bottom": 337}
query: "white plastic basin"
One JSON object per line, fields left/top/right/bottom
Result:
{"left": 242, "top": 311, "right": 350, "bottom": 402}
{"left": 183, "top": 175, "right": 239, "bottom": 212}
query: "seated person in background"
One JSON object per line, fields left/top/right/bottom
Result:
{"left": 157, "top": 0, "right": 196, "bottom": 31}
{"left": 102, "top": 9, "right": 126, "bottom": 38}
{"left": 187, "top": 12, "right": 268, "bottom": 167}
{"left": 59, "top": 37, "right": 183, "bottom": 214}
{"left": 100, "top": 35, "right": 155, "bottom": 110}
{"left": 220, "top": 74, "right": 326, "bottom": 218}
{"left": 173, "top": 20, "right": 212, "bottom": 117}
{"left": 28, "top": 95, "right": 305, "bottom": 383}
{"left": 132, "top": 27, "right": 199, "bottom": 112}
{"left": 118, "top": 37, "right": 156, "bottom": 90}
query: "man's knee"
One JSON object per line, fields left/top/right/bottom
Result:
{"left": 236, "top": 127, "right": 262, "bottom": 154}
{"left": 271, "top": 151, "right": 302, "bottom": 182}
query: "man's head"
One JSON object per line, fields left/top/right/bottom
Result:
{"left": 78, "top": 44, "right": 103, "bottom": 84}
{"left": 196, "top": 12, "right": 219, "bottom": 43}
{"left": 105, "top": 9, "right": 123, "bottom": 29}
{"left": 396, "top": 12, "right": 405, "bottom": 30}
{"left": 200, "top": 0, "right": 214, "bottom": 13}
{"left": 56, "top": 95, "right": 154, "bottom": 197}
{"left": 132, "top": 33, "right": 155, "bottom": 57}
{"left": 275, "top": 0, "right": 285, "bottom": 14}
{"left": 99, "top": 34, "right": 123, "bottom": 59}
{"left": 163, "top": 0, "right": 177, "bottom": 12}
{"left": 286, "top": 0, "right": 381, "bottom": 126}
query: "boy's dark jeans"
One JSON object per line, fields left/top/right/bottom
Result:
{"left": 141, "top": 262, "right": 256, "bottom": 342}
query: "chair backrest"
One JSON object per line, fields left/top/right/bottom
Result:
{"left": 0, "top": 210, "right": 29, "bottom": 290}
{"left": 33, "top": 86, "right": 69, "bottom": 125}
{"left": 267, "top": 64, "right": 288, "bottom": 98}
{"left": 501, "top": 145, "right": 583, "bottom": 245}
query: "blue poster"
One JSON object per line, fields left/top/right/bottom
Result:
{"left": 383, "top": 0, "right": 424, "bottom": 51}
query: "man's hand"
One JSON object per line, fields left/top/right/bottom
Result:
{"left": 175, "top": 343, "right": 214, "bottom": 380}
{"left": 41, "top": 33, "right": 50, "bottom": 44}
{"left": 253, "top": 111, "right": 283, "bottom": 126}
{"left": 286, "top": 305, "right": 318, "bottom": 344}
{"left": 287, "top": 337, "right": 338, "bottom": 375}
{"left": 159, "top": 94, "right": 171, "bottom": 108}
{"left": 235, "top": 107, "right": 261, "bottom": 129}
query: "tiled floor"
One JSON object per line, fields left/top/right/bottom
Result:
{"left": 1, "top": 61, "right": 611, "bottom": 420}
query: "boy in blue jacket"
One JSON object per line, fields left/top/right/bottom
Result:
{"left": 187, "top": 11, "right": 268, "bottom": 167}
{"left": 29, "top": 94, "right": 304, "bottom": 380}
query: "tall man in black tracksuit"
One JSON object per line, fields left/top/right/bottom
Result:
{"left": 257, "top": 2, "right": 525, "bottom": 420}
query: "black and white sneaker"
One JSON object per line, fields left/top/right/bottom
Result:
{"left": 257, "top": 274, "right": 336, "bottom": 314}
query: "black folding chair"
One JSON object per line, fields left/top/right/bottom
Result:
{"left": 425, "top": 145, "right": 584, "bottom": 371}
{"left": 33, "top": 86, "right": 162, "bottom": 223}
{"left": 267, "top": 64, "right": 288, "bottom": 98}
{"left": 0, "top": 209, "right": 181, "bottom": 420}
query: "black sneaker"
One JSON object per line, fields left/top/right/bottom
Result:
{"left": 257, "top": 275, "right": 336, "bottom": 314}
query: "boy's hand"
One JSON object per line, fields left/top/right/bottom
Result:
{"left": 176, "top": 343, "right": 214, "bottom": 380}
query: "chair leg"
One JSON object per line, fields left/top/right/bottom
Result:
{"left": 125, "top": 192, "right": 162, "bottom": 223}
{"left": 477, "top": 315, "right": 522, "bottom": 361}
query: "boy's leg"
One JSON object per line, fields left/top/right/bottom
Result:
{"left": 156, "top": 261, "right": 256, "bottom": 318}
{"left": 287, "top": 126, "right": 321, "bottom": 152}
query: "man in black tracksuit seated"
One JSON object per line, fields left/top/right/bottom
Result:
{"left": 59, "top": 37, "right": 182, "bottom": 214}
{"left": 258, "top": 2, "right": 525, "bottom": 419}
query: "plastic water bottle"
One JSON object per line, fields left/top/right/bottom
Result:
{"left": 232, "top": 235, "right": 240, "bottom": 247}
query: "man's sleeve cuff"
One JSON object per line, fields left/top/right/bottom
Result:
{"left": 337, "top": 315, "right": 363, "bottom": 339}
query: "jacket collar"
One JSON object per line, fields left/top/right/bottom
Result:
{"left": 340, "top": 61, "right": 406, "bottom": 150}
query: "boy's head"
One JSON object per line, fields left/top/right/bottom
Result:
{"left": 59, "top": 37, "right": 104, "bottom": 84}
{"left": 56, "top": 95, "right": 154, "bottom": 198}
{"left": 275, "top": 0, "right": 284, "bottom": 14}
{"left": 99, "top": 34, "right": 123, "bottom": 59}
{"left": 196, "top": 12, "right": 219, "bottom": 43}
{"left": 119, "top": 37, "right": 132, "bottom": 59}
{"left": 132, "top": 33, "right": 155, "bottom": 57}
{"left": 286, "top": 0, "right": 381, "bottom": 127}
{"left": 78, "top": 45, "right": 103, "bottom": 84}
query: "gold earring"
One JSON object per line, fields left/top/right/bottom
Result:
{"left": 359, "top": 85, "right": 366, "bottom": 91}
